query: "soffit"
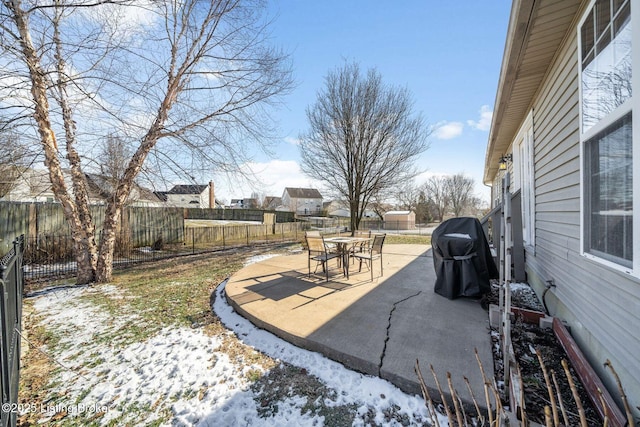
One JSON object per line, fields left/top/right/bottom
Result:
{"left": 484, "top": 0, "right": 583, "bottom": 184}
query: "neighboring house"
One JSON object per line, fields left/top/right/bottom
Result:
{"left": 228, "top": 198, "right": 258, "bottom": 209}
{"left": 324, "top": 200, "right": 376, "bottom": 218}
{"left": 85, "top": 174, "right": 164, "bottom": 207}
{"left": 384, "top": 211, "right": 415, "bottom": 230}
{"left": 263, "top": 196, "right": 282, "bottom": 210}
{"left": 0, "top": 168, "right": 56, "bottom": 202}
{"left": 484, "top": 0, "right": 638, "bottom": 417}
{"left": 229, "top": 199, "right": 243, "bottom": 208}
{"left": 0, "top": 168, "right": 162, "bottom": 206}
{"left": 281, "top": 187, "right": 323, "bottom": 216}
{"left": 323, "top": 200, "right": 347, "bottom": 217}
{"left": 157, "top": 183, "right": 218, "bottom": 209}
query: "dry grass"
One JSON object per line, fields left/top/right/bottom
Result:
{"left": 18, "top": 302, "right": 60, "bottom": 426}
{"left": 384, "top": 234, "right": 431, "bottom": 245}
{"left": 18, "top": 244, "right": 293, "bottom": 425}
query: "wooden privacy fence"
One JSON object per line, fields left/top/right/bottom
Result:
{"left": 184, "top": 222, "right": 303, "bottom": 248}
{"left": 300, "top": 217, "right": 433, "bottom": 234}
{"left": 183, "top": 207, "right": 294, "bottom": 223}
{"left": 0, "top": 202, "right": 184, "bottom": 253}
{"left": 24, "top": 222, "right": 307, "bottom": 281}
{"left": 0, "top": 202, "right": 297, "bottom": 254}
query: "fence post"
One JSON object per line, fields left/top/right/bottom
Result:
{"left": 1, "top": 235, "right": 24, "bottom": 427}
{"left": 222, "top": 226, "right": 226, "bottom": 249}
{"left": 246, "top": 225, "right": 249, "bottom": 246}
{"left": 192, "top": 228, "right": 195, "bottom": 254}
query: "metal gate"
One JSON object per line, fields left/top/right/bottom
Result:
{"left": 0, "top": 235, "right": 24, "bottom": 427}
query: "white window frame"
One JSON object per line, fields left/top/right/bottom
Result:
{"left": 511, "top": 112, "right": 535, "bottom": 249}
{"left": 578, "top": 0, "right": 640, "bottom": 276}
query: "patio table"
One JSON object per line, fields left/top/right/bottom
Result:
{"left": 324, "top": 236, "right": 371, "bottom": 279}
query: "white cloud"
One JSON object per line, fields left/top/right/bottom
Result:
{"left": 81, "top": 1, "right": 159, "bottom": 40}
{"left": 467, "top": 105, "right": 493, "bottom": 131}
{"left": 412, "top": 170, "right": 450, "bottom": 185}
{"left": 284, "top": 137, "right": 301, "bottom": 146}
{"left": 433, "top": 121, "right": 464, "bottom": 140}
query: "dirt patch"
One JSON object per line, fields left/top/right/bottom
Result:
{"left": 250, "top": 363, "right": 430, "bottom": 426}
{"left": 487, "top": 282, "right": 602, "bottom": 425}
{"left": 510, "top": 318, "right": 601, "bottom": 425}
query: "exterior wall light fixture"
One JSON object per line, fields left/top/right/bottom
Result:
{"left": 498, "top": 153, "right": 513, "bottom": 170}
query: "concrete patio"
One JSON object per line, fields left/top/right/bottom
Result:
{"left": 224, "top": 243, "right": 494, "bottom": 409}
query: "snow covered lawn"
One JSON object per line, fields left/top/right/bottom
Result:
{"left": 19, "top": 248, "right": 446, "bottom": 426}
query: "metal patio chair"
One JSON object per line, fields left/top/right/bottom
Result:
{"left": 306, "top": 235, "right": 340, "bottom": 281}
{"left": 351, "top": 233, "right": 386, "bottom": 281}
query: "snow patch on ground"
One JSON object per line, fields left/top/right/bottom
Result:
{"left": 27, "top": 269, "right": 446, "bottom": 425}
{"left": 213, "top": 281, "right": 447, "bottom": 426}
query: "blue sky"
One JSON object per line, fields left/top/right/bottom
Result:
{"left": 212, "top": 1, "right": 511, "bottom": 204}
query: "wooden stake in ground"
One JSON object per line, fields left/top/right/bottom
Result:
{"left": 604, "top": 359, "right": 635, "bottom": 427}
{"left": 561, "top": 359, "right": 588, "bottom": 427}
{"left": 463, "top": 376, "right": 484, "bottom": 425}
{"left": 551, "top": 370, "right": 570, "bottom": 427}
{"left": 491, "top": 378, "right": 504, "bottom": 424}
{"left": 516, "top": 363, "right": 528, "bottom": 426}
{"left": 430, "top": 364, "right": 454, "bottom": 423}
{"left": 446, "top": 372, "right": 464, "bottom": 427}
{"left": 536, "top": 349, "right": 559, "bottom": 426}
{"left": 598, "top": 388, "right": 610, "bottom": 427}
{"left": 415, "top": 360, "right": 440, "bottom": 427}
{"left": 544, "top": 405, "right": 553, "bottom": 427}
{"left": 474, "top": 348, "right": 494, "bottom": 426}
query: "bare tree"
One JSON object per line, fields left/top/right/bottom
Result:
{"left": 250, "top": 191, "right": 265, "bottom": 209}
{"left": 367, "top": 191, "right": 387, "bottom": 221}
{"left": 445, "top": 173, "right": 475, "bottom": 217}
{"left": 96, "top": 134, "right": 131, "bottom": 198}
{"left": 1, "top": 0, "right": 293, "bottom": 283}
{"left": 394, "top": 182, "right": 419, "bottom": 212}
{"left": 392, "top": 183, "right": 430, "bottom": 223}
{"left": 300, "top": 62, "right": 430, "bottom": 232}
{"left": 414, "top": 190, "right": 434, "bottom": 224}
{"left": 422, "top": 175, "right": 449, "bottom": 222}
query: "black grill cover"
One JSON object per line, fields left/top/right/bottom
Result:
{"left": 431, "top": 217, "right": 498, "bottom": 299}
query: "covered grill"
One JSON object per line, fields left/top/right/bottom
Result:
{"left": 431, "top": 217, "right": 498, "bottom": 299}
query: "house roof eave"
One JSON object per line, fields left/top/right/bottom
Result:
{"left": 483, "top": 0, "right": 583, "bottom": 185}
{"left": 484, "top": 0, "right": 537, "bottom": 185}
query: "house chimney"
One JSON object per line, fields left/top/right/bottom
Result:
{"left": 209, "top": 181, "right": 215, "bottom": 209}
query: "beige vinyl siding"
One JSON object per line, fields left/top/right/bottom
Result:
{"left": 525, "top": 22, "right": 640, "bottom": 406}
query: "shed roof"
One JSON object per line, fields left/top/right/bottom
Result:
{"left": 385, "top": 211, "right": 413, "bottom": 216}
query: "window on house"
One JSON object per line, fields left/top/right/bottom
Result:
{"left": 581, "top": 0, "right": 631, "bottom": 132}
{"left": 584, "top": 113, "right": 632, "bottom": 266}
{"left": 580, "top": 0, "right": 634, "bottom": 270}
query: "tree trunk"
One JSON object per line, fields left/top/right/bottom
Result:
{"left": 9, "top": 0, "right": 97, "bottom": 283}
{"left": 350, "top": 200, "right": 360, "bottom": 232}
{"left": 54, "top": 9, "right": 98, "bottom": 283}
{"left": 96, "top": 203, "right": 121, "bottom": 283}
{"left": 94, "top": 109, "right": 169, "bottom": 283}
{"left": 74, "top": 235, "right": 97, "bottom": 284}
